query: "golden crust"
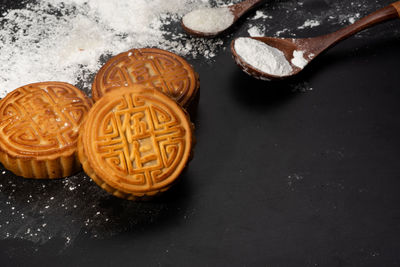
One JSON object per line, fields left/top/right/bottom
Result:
{"left": 0, "top": 82, "right": 92, "bottom": 179}
{"left": 0, "top": 151, "right": 80, "bottom": 179}
{"left": 79, "top": 85, "right": 194, "bottom": 200}
{"left": 92, "top": 48, "right": 200, "bottom": 107}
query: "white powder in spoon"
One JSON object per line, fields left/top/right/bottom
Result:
{"left": 291, "top": 50, "right": 309, "bottom": 69}
{"left": 234, "top": 38, "right": 293, "bottom": 77}
{"left": 182, "top": 7, "right": 235, "bottom": 35}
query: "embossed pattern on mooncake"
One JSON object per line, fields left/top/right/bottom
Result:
{"left": 0, "top": 82, "right": 92, "bottom": 179}
{"left": 92, "top": 48, "right": 199, "bottom": 107}
{"left": 79, "top": 86, "right": 194, "bottom": 200}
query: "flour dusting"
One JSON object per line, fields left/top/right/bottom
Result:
{"left": 0, "top": 0, "right": 226, "bottom": 97}
{"left": 0, "top": 171, "right": 188, "bottom": 248}
{"left": 298, "top": 19, "right": 321, "bottom": 29}
{"left": 247, "top": 25, "right": 265, "bottom": 37}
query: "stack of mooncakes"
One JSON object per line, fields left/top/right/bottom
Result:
{"left": 0, "top": 48, "right": 199, "bottom": 200}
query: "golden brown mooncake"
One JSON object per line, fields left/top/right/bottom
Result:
{"left": 0, "top": 82, "right": 93, "bottom": 179}
{"left": 78, "top": 85, "right": 194, "bottom": 200}
{"left": 92, "top": 48, "right": 200, "bottom": 108}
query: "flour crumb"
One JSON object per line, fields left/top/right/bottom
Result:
{"left": 251, "top": 10, "right": 272, "bottom": 20}
{"left": 298, "top": 19, "right": 321, "bottom": 29}
{"left": 348, "top": 13, "right": 361, "bottom": 24}
{"left": 288, "top": 173, "right": 304, "bottom": 187}
{"left": 275, "top": 28, "right": 290, "bottom": 37}
{"left": 247, "top": 25, "right": 265, "bottom": 37}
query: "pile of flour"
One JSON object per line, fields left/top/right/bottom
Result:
{"left": 234, "top": 37, "right": 293, "bottom": 77}
{"left": 0, "top": 0, "right": 227, "bottom": 97}
{"left": 234, "top": 38, "right": 311, "bottom": 77}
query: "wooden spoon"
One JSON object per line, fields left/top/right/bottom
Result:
{"left": 182, "top": 0, "right": 265, "bottom": 37}
{"left": 231, "top": 1, "right": 400, "bottom": 80}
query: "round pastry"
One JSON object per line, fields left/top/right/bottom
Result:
{"left": 0, "top": 82, "right": 92, "bottom": 179}
{"left": 78, "top": 85, "right": 194, "bottom": 200}
{"left": 92, "top": 48, "right": 199, "bottom": 108}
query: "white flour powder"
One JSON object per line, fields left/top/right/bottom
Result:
{"left": 234, "top": 38, "right": 293, "bottom": 77}
{"left": 0, "top": 0, "right": 225, "bottom": 97}
{"left": 247, "top": 25, "right": 265, "bottom": 37}
{"left": 348, "top": 13, "right": 361, "bottom": 24}
{"left": 298, "top": 19, "right": 321, "bottom": 29}
{"left": 291, "top": 50, "right": 308, "bottom": 69}
{"left": 251, "top": 10, "right": 272, "bottom": 20}
{"left": 182, "top": 7, "right": 235, "bottom": 35}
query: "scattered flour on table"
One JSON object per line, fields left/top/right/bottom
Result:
{"left": 182, "top": 7, "right": 234, "bottom": 34}
{"left": 291, "top": 81, "right": 313, "bottom": 93}
{"left": 0, "top": 171, "right": 186, "bottom": 248}
{"left": 348, "top": 13, "right": 361, "bottom": 24}
{"left": 275, "top": 28, "right": 291, "bottom": 37}
{"left": 247, "top": 25, "right": 265, "bottom": 37}
{"left": 298, "top": 19, "right": 321, "bottom": 29}
{"left": 252, "top": 1, "right": 398, "bottom": 40}
{"left": 248, "top": 11, "right": 270, "bottom": 37}
{"left": 251, "top": 10, "right": 272, "bottom": 20}
{"left": 234, "top": 37, "right": 292, "bottom": 77}
{"left": 287, "top": 173, "right": 304, "bottom": 187}
{"left": 0, "top": 0, "right": 226, "bottom": 98}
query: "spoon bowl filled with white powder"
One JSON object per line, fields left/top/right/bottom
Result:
{"left": 231, "top": 37, "right": 310, "bottom": 80}
{"left": 182, "top": 7, "right": 235, "bottom": 37}
{"left": 182, "top": 0, "right": 265, "bottom": 37}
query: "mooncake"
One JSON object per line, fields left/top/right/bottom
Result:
{"left": 92, "top": 48, "right": 199, "bottom": 108}
{"left": 78, "top": 85, "right": 194, "bottom": 200}
{"left": 0, "top": 82, "right": 92, "bottom": 179}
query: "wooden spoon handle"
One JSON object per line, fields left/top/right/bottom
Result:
{"left": 310, "top": 1, "right": 400, "bottom": 53}
{"left": 393, "top": 1, "right": 400, "bottom": 16}
{"left": 229, "top": 0, "right": 265, "bottom": 19}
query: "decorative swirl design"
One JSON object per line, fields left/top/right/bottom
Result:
{"left": 92, "top": 48, "right": 199, "bottom": 107}
{"left": 0, "top": 82, "right": 92, "bottom": 158}
{"left": 80, "top": 87, "right": 193, "bottom": 197}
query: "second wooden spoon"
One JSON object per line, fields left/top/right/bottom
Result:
{"left": 231, "top": 1, "right": 400, "bottom": 80}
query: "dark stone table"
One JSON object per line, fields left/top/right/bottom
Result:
{"left": 0, "top": 0, "right": 399, "bottom": 266}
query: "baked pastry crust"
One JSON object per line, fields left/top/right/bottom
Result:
{"left": 0, "top": 82, "right": 92, "bottom": 179}
{"left": 92, "top": 48, "right": 200, "bottom": 107}
{"left": 78, "top": 86, "right": 194, "bottom": 200}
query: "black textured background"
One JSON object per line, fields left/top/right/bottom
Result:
{"left": 0, "top": 0, "right": 400, "bottom": 266}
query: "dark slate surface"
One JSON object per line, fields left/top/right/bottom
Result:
{"left": 0, "top": 0, "right": 400, "bottom": 266}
